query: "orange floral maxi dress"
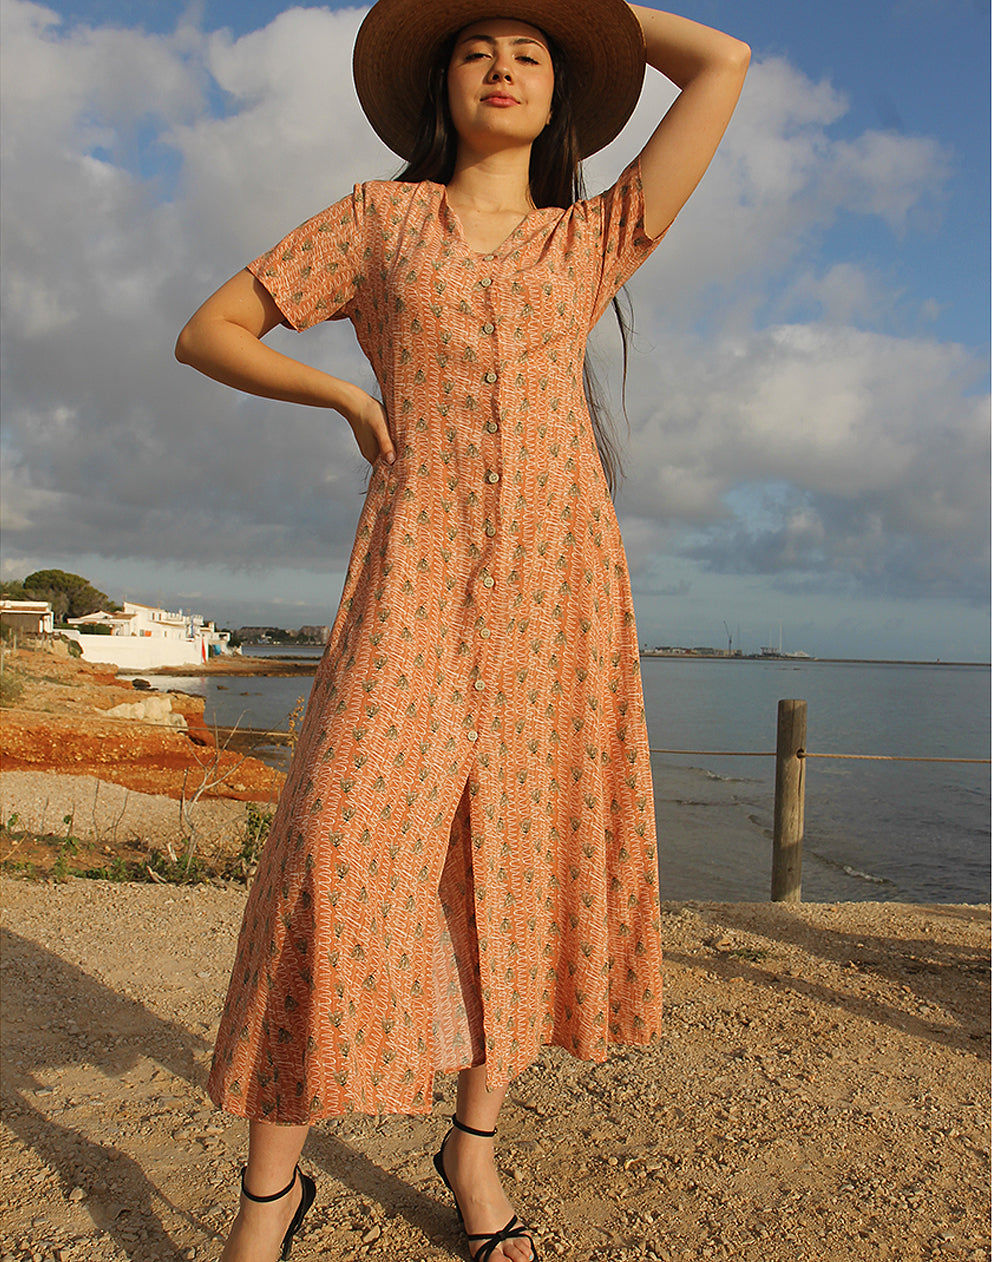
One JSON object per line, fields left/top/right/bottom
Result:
{"left": 207, "top": 158, "right": 669, "bottom": 1122}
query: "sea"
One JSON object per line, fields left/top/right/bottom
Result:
{"left": 145, "top": 650, "right": 990, "bottom": 906}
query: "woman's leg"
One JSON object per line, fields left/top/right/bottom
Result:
{"left": 220, "top": 1120, "right": 310, "bottom": 1262}
{"left": 440, "top": 1063, "right": 535, "bottom": 1262}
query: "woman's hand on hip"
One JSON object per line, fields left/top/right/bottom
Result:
{"left": 347, "top": 391, "right": 395, "bottom": 465}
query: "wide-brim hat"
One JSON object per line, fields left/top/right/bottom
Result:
{"left": 353, "top": 0, "right": 646, "bottom": 161}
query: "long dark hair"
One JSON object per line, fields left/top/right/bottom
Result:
{"left": 396, "top": 31, "right": 633, "bottom": 496}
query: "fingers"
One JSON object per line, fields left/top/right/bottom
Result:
{"left": 357, "top": 423, "right": 394, "bottom": 466}
{"left": 376, "top": 423, "right": 396, "bottom": 466}
{"left": 366, "top": 400, "right": 395, "bottom": 466}
{"left": 348, "top": 393, "right": 395, "bottom": 466}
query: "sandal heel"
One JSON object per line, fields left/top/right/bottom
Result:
{"left": 432, "top": 1116, "right": 538, "bottom": 1260}
{"left": 240, "top": 1164, "right": 316, "bottom": 1261}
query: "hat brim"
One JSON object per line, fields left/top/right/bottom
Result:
{"left": 353, "top": 0, "right": 645, "bottom": 162}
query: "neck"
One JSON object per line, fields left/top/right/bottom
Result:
{"left": 446, "top": 143, "right": 535, "bottom": 212}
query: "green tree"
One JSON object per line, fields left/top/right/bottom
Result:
{"left": 22, "top": 570, "right": 112, "bottom": 622}
{"left": 0, "top": 580, "right": 27, "bottom": 600}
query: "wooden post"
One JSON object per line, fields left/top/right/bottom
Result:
{"left": 771, "top": 699, "right": 806, "bottom": 902}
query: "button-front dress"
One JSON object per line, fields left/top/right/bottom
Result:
{"left": 207, "top": 157, "right": 669, "bottom": 1122}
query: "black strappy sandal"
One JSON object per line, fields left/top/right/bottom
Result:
{"left": 433, "top": 1115, "right": 539, "bottom": 1261}
{"left": 239, "top": 1163, "right": 316, "bottom": 1261}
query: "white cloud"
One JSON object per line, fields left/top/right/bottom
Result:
{"left": 616, "top": 321, "right": 988, "bottom": 598}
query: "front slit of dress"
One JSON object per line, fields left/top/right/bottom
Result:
{"left": 432, "top": 775, "right": 488, "bottom": 1073}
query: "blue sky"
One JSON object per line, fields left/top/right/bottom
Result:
{"left": 1, "top": 0, "right": 989, "bottom": 659}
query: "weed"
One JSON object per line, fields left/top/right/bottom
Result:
{"left": 727, "top": 946, "right": 769, "bottom": 963}
{"left": 0, "top": 665, "right": 23, "bottom": 706}
{"left": 61, "top": 812, "right": 82, "bottom": 853}
{"left": 146, "top": 847, "right": 207, "bottom": 885}
{"left": 229, "top": 803, "right": 273, "bottom": 883}
{"left": 81, "top": 857, "right": 131, "bottom": 882}
{"left": 1, "top": 859, "right": 34, "bottom": 877}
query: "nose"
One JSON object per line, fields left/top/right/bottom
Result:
{"left": 486, "top": 56, "right": 512, "bottom": 82}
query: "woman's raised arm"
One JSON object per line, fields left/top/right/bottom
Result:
{"left": 175, "top": 269, "right": 395, "bottom": 464}
{"left": 628, "top": 5, "right": 750, "bottom": 239}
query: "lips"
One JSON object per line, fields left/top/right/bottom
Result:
{"left": 481, "top": 92, "right": 519, "bottom": 105}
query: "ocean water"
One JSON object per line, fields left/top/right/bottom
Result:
{"left": 641, "top": 658, "right": 989, "bottom": 905}
{"left": 149, "top": 652, "right": 990, "bottom": 905}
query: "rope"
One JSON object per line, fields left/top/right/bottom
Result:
{"left": 800, "top": 751, "right": 990, "bottom": 764}
{"left": 649, "top": 747, "right": 774, "bottom": 757}
{"left": 648, "top": 745, "right": 989, "bottom": 765}
{"left": 4, "top": 712, "right": 988, "bottom": 765}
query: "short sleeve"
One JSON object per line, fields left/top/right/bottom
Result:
{"left": 247, "top": 184, "right": 368, "bottom": 331}
{"left": 584, "top": 156, "right": 670, "bottom": 326}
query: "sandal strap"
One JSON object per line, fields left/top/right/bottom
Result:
{"left": 468, "top": 1215, "right": 537, "bottom": 1261}
{"left": 450, "top": 1113, "right": 497, "bottom": 1139}
{"left": 241, "top": 1164, "right": 299, "bottom": 1203}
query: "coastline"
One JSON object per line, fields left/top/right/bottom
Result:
{"left": 640, "top": 654, "right": 991, "bottom": 667}
{"left": 134, "top": 654, "right": 319, "bottom": 677}
{"left": 2, "top": 877, "right": 988, "bottom": 1261}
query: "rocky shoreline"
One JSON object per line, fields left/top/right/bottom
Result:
{"left": 2, "top": 877, "right": 988, "bottom": 1262}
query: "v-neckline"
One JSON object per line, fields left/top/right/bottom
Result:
{"left": 437, "top": 185, "right": 557, "bottom": 258}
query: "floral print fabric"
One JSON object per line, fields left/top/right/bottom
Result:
{"left": 207, "top": 158, "right": 668, "bottom": 1121}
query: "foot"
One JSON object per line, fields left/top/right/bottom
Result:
{"left": 441, "top": 1126, "right": 536, "bottom": 1262}
{"left": 220, "top": 1169, "right": 304, "bottom": 1262}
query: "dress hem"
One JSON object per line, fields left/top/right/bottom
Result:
{"left": 207, "top": 1027, "right": 663, "bottom": 1124}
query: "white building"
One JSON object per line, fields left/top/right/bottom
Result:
{"left": 0, "top": 599, "right": 55, "bottom": 635}
{"left": 123, "top": 600, "right": 191, "bottom": 640}
{"left": 64, "top": 609, "right": 136, "bottom": 636}
{"left": 63, "top": 600, "right": 230, "bottom": 669}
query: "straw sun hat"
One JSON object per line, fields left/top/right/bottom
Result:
{"left": 353, "top": 0, "right": 646, "bottom": 161}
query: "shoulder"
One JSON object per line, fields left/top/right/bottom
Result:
{"left": 357, "top": 179, "right": 433, "bottom": 216}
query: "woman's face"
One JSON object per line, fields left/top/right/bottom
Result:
{"left": 446, "top": 19, "right": 555, "bottom": 154}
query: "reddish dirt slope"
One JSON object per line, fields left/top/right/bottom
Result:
{"left": 1, "top": 644, "right": 283, "bottom": 801}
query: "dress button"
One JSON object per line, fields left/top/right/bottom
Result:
{"left": 484, "top": 371, "right": 497, "bottom": 384}
{"left": 467, "top": 729, "right": 478, "bottom": 742}
{"left": 480, "top": 277, "right": 493, "bottom": 288}
{"left": 474, "top": 678, "right": 486, "bottom": 691}
{"left": 486, "top": 421, "right": 499, "bottom": 433}
{"left": 482, "top": 576, "right": 495, "bottom": 588}
{"left": 482, "top": 322, "right": 495, "bottom": 334}
{"left": 485, "top": 524, "right": 496, "bottom": 537}
{"left": 483, "top": 254, "right": 496, "bottom": 261}
{"left": 479, "top": 628, "right": 491, "bottom": 638}
{"left": 486, "top": 471, "right": 500, "bottom": 484}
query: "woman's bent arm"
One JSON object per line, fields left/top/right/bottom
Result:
{"left": 175, "top": 269, "right": 394, "bottom": 464}
{"left": 628, "top": 6, "right": 751, "bottom": 239}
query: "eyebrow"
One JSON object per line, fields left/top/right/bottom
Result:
{"left": 456, "top": 34, "right": 546, "bottom": 49}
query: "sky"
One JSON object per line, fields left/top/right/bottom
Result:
{"left": 1, "top": 0, "right": 989, "bottom": 660}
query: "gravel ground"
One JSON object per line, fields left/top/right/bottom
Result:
{"left": 1, "top": 877, "right": 988, "bottom": 1262}
{"left": 0, "top": 772, "right": 257, "bottom": 862}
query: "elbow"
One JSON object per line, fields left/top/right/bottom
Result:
{"left": 730, "top": 38, "right": 751, "bottom": 74}
{"left": 174, "top": 319, "right": 199, "bottom": 367}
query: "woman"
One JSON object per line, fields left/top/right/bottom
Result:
{"left": 176, "top": 3, "right": 749, "bottom": 1259}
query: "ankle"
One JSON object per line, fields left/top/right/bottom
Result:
{"left": 451, "top": 1114, "right": 498, "bottom": 1139}
{"left": 241, "top": 1164, "right": 300, "bottom": 1204}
